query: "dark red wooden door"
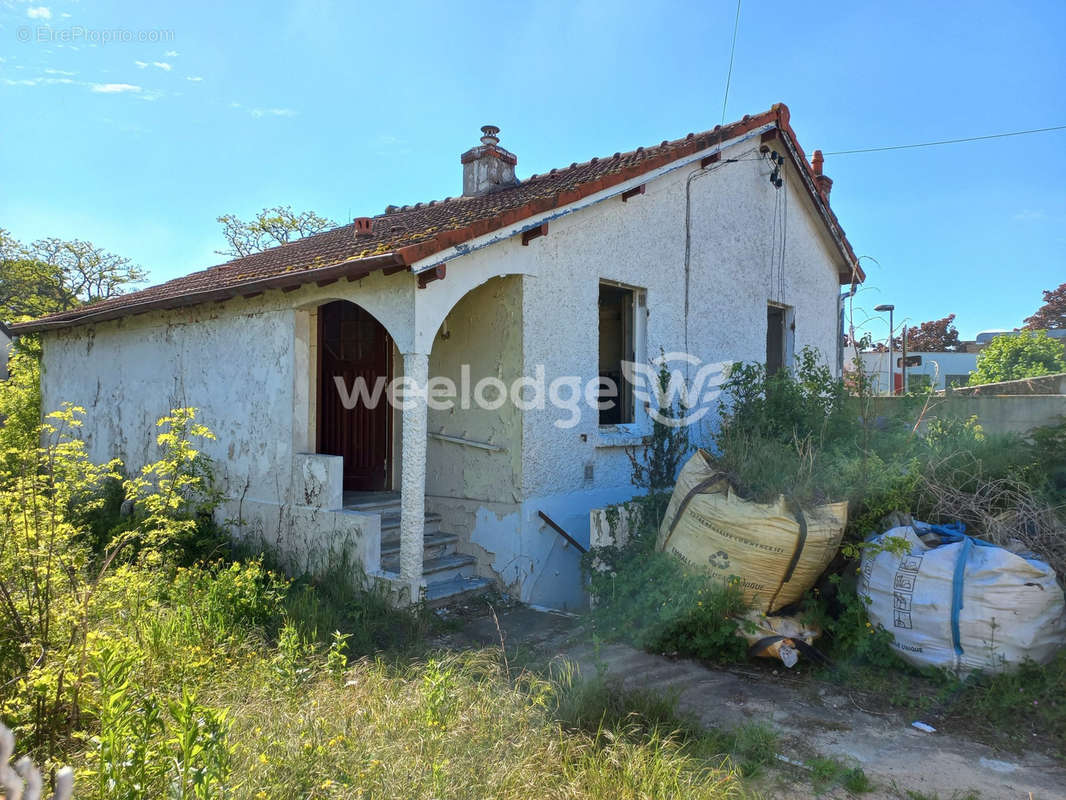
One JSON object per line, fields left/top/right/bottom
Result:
{"left": 317, "top": 301, "right": 391, "bottom": 491}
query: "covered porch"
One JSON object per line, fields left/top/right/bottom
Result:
{"left": 285, "top": 264, "right": 527, "bottom": 605}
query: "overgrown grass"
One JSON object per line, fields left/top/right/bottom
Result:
{"left": 88, "top": 644, "right": 751, "bottom": 800}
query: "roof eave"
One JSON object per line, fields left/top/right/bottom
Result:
{"left": 11, "top": 251, "right": 408, "bottom": 334}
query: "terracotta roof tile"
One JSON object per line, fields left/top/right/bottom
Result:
{"left": 13, "top": 103, "right": 860, "bottom": 333}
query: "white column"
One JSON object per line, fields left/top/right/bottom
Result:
{"left": 399, "top": 351, "right": 429, "bottom": 600}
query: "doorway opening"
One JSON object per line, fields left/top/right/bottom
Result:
{"left": 317, "top": 300, "right": 393, "bottom": 491}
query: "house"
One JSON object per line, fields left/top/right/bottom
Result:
{"left": 12, "top": 103, "right": 862, "bottom": 609}
{"left": 0, "top": 322, "right": 11, "bottom": 380}
{"left": 858, "top": 350, "right": 978, "bottom": 393}
{"left": 858, "top": 329, "right": 1066, "bottom": 394}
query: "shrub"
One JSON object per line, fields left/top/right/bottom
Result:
{"left": 584, "top": 496, "right": 750, "bottom": 664}
{"left": 969, "top": 329, "right": 1066, "bottom": 385}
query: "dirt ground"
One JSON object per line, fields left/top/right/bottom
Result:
{"left": 436, "top": 602, "right": 1066, "bottom": 800}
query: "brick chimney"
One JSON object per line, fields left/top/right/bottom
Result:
{"left": 811, "top": 149, "right": 833, "bottom": 201}
{"left": 461, "top": 125, "right": 518, "bottom": 197}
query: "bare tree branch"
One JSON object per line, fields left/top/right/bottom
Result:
{"left": 215, "top": 206, "right": 337, "bottom": 258}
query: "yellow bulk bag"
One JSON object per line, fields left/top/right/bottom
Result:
{"left": 657, "top": 450, "right": 848, "bottom": 613}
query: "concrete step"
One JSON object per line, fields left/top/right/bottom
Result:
{"left": 380, "top": 511, "right": 442, "bottom": 534}
{"left": 421, "top": 552, "right": 477, "bottom": 582}
{"left": 343, "top": 492, "right": 402, "bottom": 513}
{"left": 380, "top": 531, "right": 459, "bottom": 572}
{"left": 425, "top": 575, "right": 493, "bottom": 608}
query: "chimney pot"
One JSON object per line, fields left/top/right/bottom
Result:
{"left": 462, "top": 124, "right": 518, "bottom": 197}
{"left": 811, "top": 149, "right": 824, "bottom": 176}
{"left": 811, "top": 149, "right": 832, "bottom": 201}
{"left": 353, "top": 217, "right": 374, "bottom": 237}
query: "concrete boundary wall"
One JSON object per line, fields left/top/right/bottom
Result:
{"left": 882, "top": 394, "right": 1066, "bottom": 437}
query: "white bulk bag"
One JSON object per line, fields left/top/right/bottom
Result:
{"left": 859, "top": 521, "right": 1066, "bottom": 673}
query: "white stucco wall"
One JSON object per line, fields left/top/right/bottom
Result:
{"left": 37, "top": 280, "right": 413, "bottom": 579}
{"left": 41, "top": 298, "right": 296, "bottom": 499}
{"left": 418, "top": 134, "right": 846, "bottom": 609}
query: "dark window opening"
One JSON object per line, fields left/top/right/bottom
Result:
{"left": 908, "top": 374, "right": 932, "bottom": 393}
{"left": 766, "top": 304, "right": 786, "bottom": 374}
{"left": 599, "top": 284, "right": 635, "bottom": 425}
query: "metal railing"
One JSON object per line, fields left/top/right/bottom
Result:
{"left": 537, "top": 511, "right": 587, "bottom": 554}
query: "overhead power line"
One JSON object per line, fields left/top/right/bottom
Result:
{"left": 823, "top": 124, "right": 1066, "bottom": 155}
{"left": 720, "top": 0, "right": 742, "bottom": 126}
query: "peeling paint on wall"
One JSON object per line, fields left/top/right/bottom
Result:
{"left": 425, "top": 275, "right": 523, "bottom": 502}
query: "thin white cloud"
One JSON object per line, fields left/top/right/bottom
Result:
{"left": 44, "top": 68, "right": 76, "bottom": 76}
{"left": 164, "top": 50, "right": 178, "bottom": 57}
{"left": 152, "top": 61, "right": 171, "bottom": 71}
{"left": 91, "top": 83, "right": 142, "bottom": 94}
{"left": 134, "top": 60, "right": 148, "bottom": 68}
{"left": 1013, "top": 209, "right": 1047, "bottom": 222}
{"left": 230, "top": 102, "right": 298, "bottom": 118}
{"left": 186, "top": 76, "right": 203, "bottom": 82}
{"left": 251, "top": 107, "right": 297, "bottom": 118}
{"left": 26, "top": 6, "right": 51, "bottom": 19}
{"left": 4, "top": 78, "right": 41, "bottom": 86}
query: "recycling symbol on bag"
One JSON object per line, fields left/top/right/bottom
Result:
{"left": 708, "top": 550, "right": 730, "bottom": 569}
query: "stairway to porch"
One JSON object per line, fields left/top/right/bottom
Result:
{"left": 344, "top": 492, "right": 492, "bottom": 606}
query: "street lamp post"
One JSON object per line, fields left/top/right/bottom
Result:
{"left": 875, "top": 304, "right": 895, "bottom": 395}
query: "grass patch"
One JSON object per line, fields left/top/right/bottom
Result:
{"left": 708, "top": 722, "right": 780, "bottom": 779}
{"left": 550, "top": 667, "right": 782, "bottom": 782}
{"left": 181, "top": 650, "right": 749, "bottom": 800}
{"left": 806, "top": 755, "right": 872, "bottom": 795}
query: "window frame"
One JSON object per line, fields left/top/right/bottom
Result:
{"left": 597, "top": 280, "right": 647, "bottom": 434}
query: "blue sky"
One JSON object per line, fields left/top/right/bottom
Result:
{"left": 1, "top": 0, "right": 1063, "bottom": 341}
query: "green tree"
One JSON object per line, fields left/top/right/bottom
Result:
{"left": 216, "top": 206, "right": 336, "bottom": 258}
{"left": 0, "top": 229, "right": 146, "bottom": 322}
{"left": 969, "top": 330, "right": 1066, "bottom": 385}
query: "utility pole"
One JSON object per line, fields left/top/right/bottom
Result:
{"left": 875, "top": 304, "right": 896, "bottom": 395}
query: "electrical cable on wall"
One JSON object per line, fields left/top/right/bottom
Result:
{"left": 681, "top": 148, "right": 755, "bottom": 422}
{"left": 761, "top": 148, "right": 788, "bottom": 306}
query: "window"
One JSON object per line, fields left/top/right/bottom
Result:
{"left": 598, "top": 283, "right": 636, "bottom": 425}
{"left": 946, "top": 374, "right": 970, "bottom": 389}
{"left": 908, "top": 374, "right": 932, "bottom": 393}
{"left": 766, "top": 303, "right": 793, "bottom": 374}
